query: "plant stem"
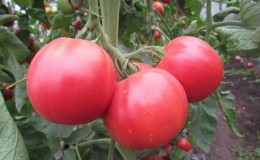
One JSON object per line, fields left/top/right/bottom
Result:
{"left": 108, "top": 139, "right": 116, "bottom": 160}
{"left": 77, "top": 138, "right": 111, "bottom": 148}
{"left": 154, "top": 10, "right": 173, "bottom": 39}
{"left": 205, "top": 0, "right": 213, "bottom": 42}
{"left": 99, "top": 0, "right": 121, "bottom": 47}
{"left": 152, "top": 26, "right": 171, "bottom": 42}
{"left": 146, "top": 0, "right": 155, "bottom": 45}
{"left": 123, "top": 46, "right": 163, "bottom": 58}
{"left": 74, "top": 145, "right": 82, "bottom": 160}
{"left": 6, "top": 76, "right": 27, "bottom": 89}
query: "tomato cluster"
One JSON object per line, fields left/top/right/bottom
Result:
{"left": 27, "top": 36, "right": 223, "bottom": 152}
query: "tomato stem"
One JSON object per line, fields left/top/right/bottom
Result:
{"left": 74, "top": 145, "right": 82, "bottom": 160}
{"left": 205, "top": 0, "right": 213, "bottom": 42}
{"left": 146, "top": 0, "right": 155, "bottom": 44}
{"left": 151, "top": 25, "right": 171, "bottom": 42}
{"left": 6, "top": 76, "right": 26, "bottom": 89}
{"left": 154, "top": 10, "right": 173, "bottom": 39}
{"left": 108, "top": 139, "right": 116, "bottom": 160}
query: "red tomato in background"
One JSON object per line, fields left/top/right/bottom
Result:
{"left": 103, "top": 68, "right": 188, "bottom": 150}
{"left": 153, "top": 2, "right": 164, "bottom": 15}
{"left": 3, "top": 88, "right": 14, "bottom": 100}
{"left": 162, "top": 144, "right": 174, "bottom": 160}
{"left": 72, "top": 19, "right": 82, "bottom": 29}
{"left": 235, "top": 55, "right": 242, "bottom": 62}
{"left": 247, "top": 62, "right": 254, "bottom": 68}
{"left": 154, "top": 31, "right": 161, "bottom": 40}
{"left": 157, "top": 36, "right": 223, "bottom": 102}
{"left": 176, "top": 138, "right": 192, "bottom": 152}
{"left": 27, "top": 38, "right": 117, "bottom": 125}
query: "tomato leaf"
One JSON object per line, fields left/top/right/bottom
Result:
{"left": 215, "top": 91, "right": 244, "bottom": 138}
{"left": 51, "top": 13, "right": 73, "bottom": 30}
{"left": 63, "top": 125, "right": 93, "bottom": 144}
{"left": 115, "top": 144, "right": 136, "bottom": 160}
{"left": 239, "top": 0, "right": 260, "bottom": 29}
{"left": 26, "top": 8, "right": 50, "bottom": 25}
{"left": 13, "top": 0, "right": 32, "bottom": 8}
{"left": 16, "top": 120, "right": 53, "bottom": 160}
{"left": 185, "top": 0, "right": 205, "bottom": 18}
{"left": 0, "top": 93, "right": 29, "bottom": 160}
{"left": 189, "top": 97, "right": 217, "bottom": 153}
{"left": 0, "top": 27, "right": 30, "bottom": 62}
{"left": 63, "top": 148, "right": 77, "bottom": 160}
{"left": 252, "top": 27, "right": 260, "bottom": 43}
{"left": 213, "top": 7, "right": 240, "bottom": 22}
{"left": 0, "top": 14, "right": 19, "bottom": 25}
{"left": 215, "top": 27, "right": 260, "bottom": 57}
{"left": 31, "top": 116, "right": 75, "bottom": 138}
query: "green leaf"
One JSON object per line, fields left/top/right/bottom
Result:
{"left": 51, "top": 13, "right": 73, "bottom": 30}
{"left": 0, "top": 27, "right": 30, "bottom": 62}
{"left": 253, "top": 27, "right": 260, "bottom": 43}
{"left": 8, "top": 57, "right": 27, "bottom": 112}
{"left": 239, "top": 0, "right": 260, "bottom": 29}
{"left": 26, "top": 8, "right": 50, "bottom": 25}
{"left": 185, "top": 0, "right": 205, "bottom": 18}
{"left": 215, "top": 91, "right": 244, "bottom": 137}
{"left": 0, "top": 14, "right": 19, "bottom": 25}
{"left": 63, "top": 125, "right": 92, "bottom": 144}
{"left": 213, "top": 7, "right": 240, "bottom": 22}
{"left": 0, "top": 93, "right": 29, "bottom": 160}
{"left": 63, "top": 148, "right": 76, "bottom": 160}
{"left": 14, "top": 0, "right": 32, "bottom": 8}
{"left": 182, "top": 20, "right": 198, "bottom": 36}
{"left": 215, "top": 27, "right": 260, "bottom": 57}
{"left": 115, "top": 144, "right": 136, "bottom": 160}
{"left": 31, "top": 116, "right": 75, "bottom": 138}
{"left": 190, "top": 97, "right": 218, "bottom": 153}
{"left": 17, "top": 121, "right": 53, "bottom": 160}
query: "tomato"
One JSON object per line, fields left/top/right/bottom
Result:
{"left": 161, "top": 0, "right": 170, "bottom": 4}
{"left": 41, "top": 22, "right": 51, "bottom": 29}
{"left": 154, "top": 31, "right": 161, "bottom": 40}
{"left": 57, "top": 0, "right": 73, "bottom": 14}
{"left": 157, "top": 36, "right": 223, "bottom": 102}
{"left": 235, "top": 55, "right": 242, "bottom": 62}
{"left": 247, "top": 62, "right": 254, "bottom": 68}
{"left": 45, "top": 7, "right": 52, "bottom": 14}
{"left": 133, "top": 61, "right": 153, "bottom": 71}
{"left": 3, "top": 21, "right": 14, "bottom": 27}
{"left": 176, "top": 138, "right": 192, "bottom": 152}
{"left": 153, "top": 2, "right": 164, "bottom": 15}
{"left": 103, "top": 68, "right": 188, "bottom": 150}
{"left": 162, "top": 144, "right": 174, "bottom": 160}
{"left": 72, "top": 19, "right": 82, "bottom": 29}
{"left": 3, "top": 88, "right": 14, "bottom": 100}
{"left": 27, "top": 38, "right": 117, "bottom": 125}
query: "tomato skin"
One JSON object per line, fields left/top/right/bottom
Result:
{"left": 27, "top": 38, "right": 117, "bottom": 125}
{"left": 176, "top": 138, "right": 192, "bottom": 152}
{"left": 154, "top": 31, "right": 161, "bottom": 40}
{"left": 103, "top": 68, "right": 188, "bottom": 150}
{"left": 157, "top": 36, "right": 223, "bottom": 102}
{"left": 153, "top": 2, "right": 164, "bottom": 15}
{"left": 247, "top": 62, "right": 254, "bottom": 68}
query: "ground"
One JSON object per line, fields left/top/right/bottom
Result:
{"left": 206, "top": 56, "right": 260, "bottom": 160}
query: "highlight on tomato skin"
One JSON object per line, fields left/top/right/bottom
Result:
{"left": 157, "top": 36, "right": 224, "bottom": 103}
{"left": 26, "top": 37, "right": 117, "bottom": 125}
{"left": 103, "top": 68, "right": 188, "bottom": 150}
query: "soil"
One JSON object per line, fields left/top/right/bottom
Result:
{"left": 206, "top": 56, "right": 260, "bottom": 160}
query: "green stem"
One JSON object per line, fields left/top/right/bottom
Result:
{"left": 77, "top": 138, "right": 111, "bottom": 148}
{"left": 146, "top": 0, "right": 155, "bottom": 44}
{"left": 108, "top": 139, "right": 116, "bottom": 160}
{"left": 197, "top": 21, "right": 244, "bottom": 36}
{"left": 123, "top": 46, "right": 163, "bottom": 58}
{"left": 74, "top": 145, "right": 82, "bottom": 160}
{"left": 205, "top": 0, "right": 213, "bottom": 42}
{"left": 6, "top": 76, "right": 26, "bottom": 89}
{"left": 154, "top": 10, "right": 173, "bottom": 39}
{"left": 99, "top": 0, "right": 121, "bottom": 47}
{"left": 152, "top": 26, "right": 171, "bottom": 42}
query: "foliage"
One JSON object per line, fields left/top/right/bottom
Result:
{"left": 0, "top": 0, "right": 258, "bottom": 160}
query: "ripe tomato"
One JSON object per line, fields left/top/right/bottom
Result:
{"left": 157, "top": 36, "right": 223, "bottom": 102}
{"left": 103, "top": 68, "right": 188, "bottom": 150}
{"left": 247, "top": 62, "right": 254, "bottom": 68}
{"left": 3, "top": 88, "right": 14, "bottom": 100}
{"left": 153, "top": 2, "right": 164, "bottom": 15}
{"left": 235, "top": 55, "right": 242, "bottom": 62}
{"left": 72, "top": 19, "right": 82, "bottom": 29}
{"left": 176, "top": 138, "right": 192, "bottom": 152}
{"left": 154, "top": 31, "right": 161, "bottom": 40}
{"left": 27, "top": 38, "right": 117, "bottom": 125}
{"left": 162, "top": 144, "right": 174, "bottom": 160}
{"left": 133, "top": 61, "right": 153, "bottom": 71}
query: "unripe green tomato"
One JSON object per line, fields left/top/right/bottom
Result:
{"left": 57, "top": 0, "right": 73, "bottom": 14}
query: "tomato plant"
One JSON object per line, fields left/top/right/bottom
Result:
{"left": 157, "top": 36, "right": 224, "bottom": 102}
{"left": 176, "top": 138, "right": 192, "bottom": 152}
{"left": 103, "top": 68, "right": 188, "bottom": 150}
{"left": 27, "top": 37, "right": 117, "bottom": 125}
